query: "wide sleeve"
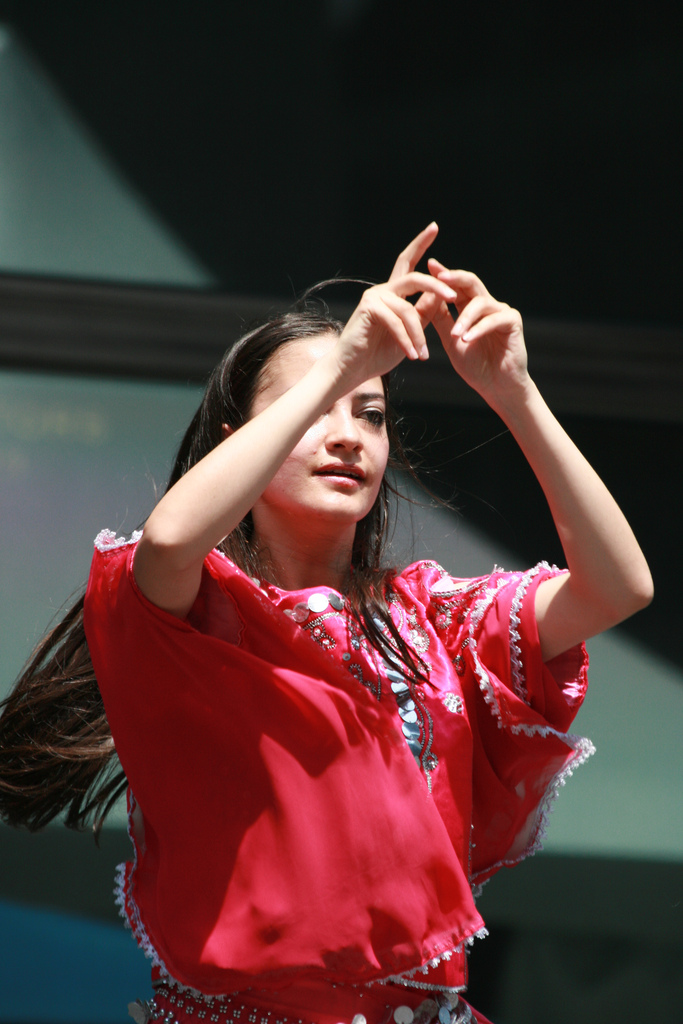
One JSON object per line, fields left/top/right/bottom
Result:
{"left": 83, "top": 533, "right": 485, "bottom": 994}
{"left": 467, "top": 563, "right": 588, "bottom": 730}
{"left": 414, "top": 561, "right": 593, "bottom": 886}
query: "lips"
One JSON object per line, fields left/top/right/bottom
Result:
{"left": 315, "top": 464, "right": 365, "bottom": 481}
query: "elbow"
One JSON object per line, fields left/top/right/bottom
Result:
{"left": 583, "top": 564, "right": 654, "bottom": 633}
{"left": 630, "top": 566, "right": 654, "bottom": 612}
{"left": 611, "top": 565, "right": 654, "bottom": 625}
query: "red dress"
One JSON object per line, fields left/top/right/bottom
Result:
{"left": 84, "top": 530, "right": 591, "bottom": 1024}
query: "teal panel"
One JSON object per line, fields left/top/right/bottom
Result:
{"left": 0, "top": 27, "right": 214, "bottom": 286}
{"left": 1, "top": 369, "right": 201, "bottom": 694}
{"left": 0, "top": 899, "right": 149, "bottom": 1023}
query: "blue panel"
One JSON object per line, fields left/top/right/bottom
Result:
{"left": 0, "top": 900, "right": 150, "bottom": 1023}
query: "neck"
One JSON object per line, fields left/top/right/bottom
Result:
{"left": 251, "top": 517, "right": 356, "bottom": 592}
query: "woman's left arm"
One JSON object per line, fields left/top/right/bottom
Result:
{"left": 419, "top": 262, "right": 654, "bottom": 663}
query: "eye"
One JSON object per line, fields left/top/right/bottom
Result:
{"left": 361, "top": 408, "right": 386, "bottom": 428}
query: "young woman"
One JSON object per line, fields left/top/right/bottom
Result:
{"left": 0, "top": 224, "right": 652, "bottom": 1024}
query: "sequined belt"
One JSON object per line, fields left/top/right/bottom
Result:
{"left": 128, "top": 981, "right": 474, "bottom": 1024}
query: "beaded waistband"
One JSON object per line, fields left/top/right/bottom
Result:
{"left": 128, "top": 980, "right": 474, "bottom": 1024}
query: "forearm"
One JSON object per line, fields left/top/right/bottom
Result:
{"left": 492, "top": 378, "right": 653, "bottom": 653}
{"left": 155, "top": 362, "right": 345, "bottom": 548}
{"left": 424, "top": 261, "right": 652, "bottom": 656}
{"left": 135, "top": 354, "right": 349, "bottom": 612}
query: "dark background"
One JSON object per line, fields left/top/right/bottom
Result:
{"left": 1, "top": 0, "right": 680, "bottom": 322}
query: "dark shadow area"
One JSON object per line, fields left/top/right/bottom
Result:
{"left": 0, "top": 1, "right": 680, "bottom": 324}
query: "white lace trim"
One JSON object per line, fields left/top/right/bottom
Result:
{"left": 509, "top": 564, "right": 542, "bottom": 701}
{"left": 517, "top": 732, "right": 595, "bottom": 858}
{"left": 373, "top": 979, "right": 466, "bottom": 995}
{"left": 366, "top": 927, "right": 488, "bottom": 991}
{"left": 466, "top": 562, "right": 595, "bottom": 878}
{"left": 95, "top": 528, "right": 142, "bottom": 551}
{"left": 470, "top": 608, "right": 596, "bottom": 863}
{"left": 468, "top": 561, "right": 568, "bottom": 726}
{"left": 509, "top": 561, "right": 565, "bottom": 703}
{"left": 152, "top": 973, "right": 228, "bottom": 1002}
{"left": 114, "top": 792, "right": 174, "bottom": 983}
{"left": 470, "top": 733, "right": 595, "bottom": 884}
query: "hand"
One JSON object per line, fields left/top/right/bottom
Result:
{"left": 329, "top": 225, "right": 456, "bottom": 387}
{"left": 418, "top": 259, "right": 531, "bottom": 410}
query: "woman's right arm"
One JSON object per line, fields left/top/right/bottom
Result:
{"left": 135, "top": 351, "right": 359, "bottom": 617}
{"left": 134, "top": 230, "right": 453, "bottom": 618}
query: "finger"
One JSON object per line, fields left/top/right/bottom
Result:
{"left": 451, "top": 295, "right": 505, "bottom": 337}
{"left": 414, "top": 290, "right": 441, "bottom": 327}
{"left": 427, "top": 257, "right": 448, "bottom": 275}
{"left": 428, "top": 259, "right": 481, "bottom": 317}
{"left": 390, "top": 270, "right": 457, "bottom": 303}
{"left": 430, "top": 299, "right": 457, "bottom": 347}
{"left": 430, "top": 262, "right": 490, "bottom": 300}
{"left": 415, "top": 292, "right": 455, "bottom": 331}
{"left": 370, "top": 303, "right": 421, "bottom": 361}
{"left": 433, "top": 299, "right": 455, "bottom": 331}
{"left": 457, "top": 308, "right": 519, "bottom": 343}
{"left": 389, "top": 223, "right": 439, "bottom": 280}
{"left": 380, "top": 290, "right": 430, "bottom": 359}
{"left": 347, "top": 298, "right": 419, "bottom": 362}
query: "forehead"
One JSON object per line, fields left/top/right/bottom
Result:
{"left": 263, "top": 334, "right": 338, "bottom": 381}
{"left": 257, "top": 334, "right": 385, "bottom": 401}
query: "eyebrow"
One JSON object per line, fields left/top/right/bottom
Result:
{"left": 354, "top": 391, "right": 386, "bottom": 404}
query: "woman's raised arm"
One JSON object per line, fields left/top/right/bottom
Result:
{"left": 133, "top": 238, "right": 457, "bottom": 618}
{"left": 418, "top": 261, "right": 653, "bottom": 662}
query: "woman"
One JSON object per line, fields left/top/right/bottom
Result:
{"left": 0, "top": 225, "right": 652, "bottom": 1024}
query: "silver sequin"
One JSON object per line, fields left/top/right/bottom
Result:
{"left": 399, "top": 708, "right": 418, "bottom": 724}
{"left": 291, "top": 603, "right": 310, "bottom": 623}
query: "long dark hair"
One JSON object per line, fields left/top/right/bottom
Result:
{"left": 0, "top": 297, "right": 428, "bottom": 836}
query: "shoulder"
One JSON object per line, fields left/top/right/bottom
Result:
{"left": 90, "top": 529, "right": 248, "bottom": 582}
{"left": 87, "top": 529, "right": 254, "bottom": 619}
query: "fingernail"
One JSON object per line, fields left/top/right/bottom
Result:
{"left": 452, "top": 322, "right": 464, "bottom": 336}
{"left": 442, "top": 286, "right": 457, "bottom": 299}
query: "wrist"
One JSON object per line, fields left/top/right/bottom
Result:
{"left": 305, "top": 348, "right": 354, "bottom": 404}
{"left": 483, "top": 374, "right": 540, "bottom": 424}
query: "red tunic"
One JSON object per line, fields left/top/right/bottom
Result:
{"left": 83, "top": 530, "right": 591, "bottom": 1010}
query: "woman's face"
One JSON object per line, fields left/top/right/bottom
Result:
{"left": 248, "top": 334, "right": 390, "bottom": 538}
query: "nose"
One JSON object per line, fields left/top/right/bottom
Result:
{"left": 324, "top": 406, "right": 362, "bottom": 451}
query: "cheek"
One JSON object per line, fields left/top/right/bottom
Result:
{"left": 369, "top": 433, "right": 390, "bottom": 473}
{"left": 265, "top": 436, "right": 317, "bottom": 494}
{"left": 286, "top": 425, "right": 323, "bottom": 467}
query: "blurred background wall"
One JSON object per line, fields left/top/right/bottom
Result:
{"left": 0, "top": 3, "right": 681, "bottom": 1022}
